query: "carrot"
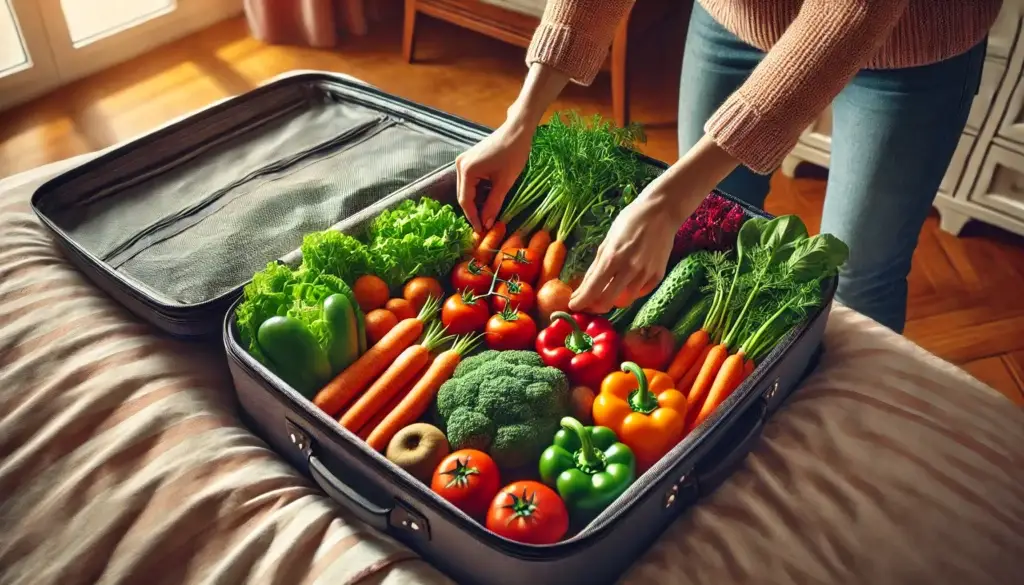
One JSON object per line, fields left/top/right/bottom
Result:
{"left": 357, "top": 382, "right": 412, "bottom": 441}
{"left": 471, "top": 231, "right": 483, "bottom": 249}
{"left": 684, "top": 343, "right": 729, "bottom": 430}
{"left": 667, "top": 329, "right": 710, "bottom": 383}
{"left": 339, "top": 321, "right": 452, "bottom": 432}
{"left": 313, "top": 295, "right": 440, "bottom": 417}
{"left": 679, "top": 343, "right": 713, "bottom": 390}
{"left": 527, "top": 229, "right": 552, "bottom": 257}
{"left": 538, "top": 239, "right": 567, "bottom": 286}
{"left": 691, "top": 351, "right": 746, "bottom": 429}
{"left": 365, "top": 333, "right": 483, "bottom": 452}
{"left": 474, "top": 221, "right": 506, "bottom": 264}
{"left": 502, "top": 230, "right": 526, "bottom": 252}
{"left": 492, "top": 231, "right": 527, "bottom": 269}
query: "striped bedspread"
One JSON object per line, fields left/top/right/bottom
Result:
{"left": 2, "top": 155, "right": 1023, "bottom": 585}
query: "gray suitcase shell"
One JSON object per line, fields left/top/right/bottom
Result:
{"left": 31, "top": 71, "right": 834, "bottom": 585}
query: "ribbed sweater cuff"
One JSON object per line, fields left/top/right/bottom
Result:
{"left": 526, "top": 22, "right": 608, "bottom": 86}
{"left": 705, "top": 92, "right": 798, "bottom": 175}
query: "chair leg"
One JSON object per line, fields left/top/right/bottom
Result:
{"left": 403, "top": 0, "right": 418, "bottom": 63}
{"left": 610, "top": 12, "right": 630, "bottom": 127}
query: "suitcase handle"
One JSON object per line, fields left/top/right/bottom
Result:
{"left": 309, "top": 454, "right": 392, "bottom": 532}
{"left": 694, "top": 391, "right": 769, "bottom": 496}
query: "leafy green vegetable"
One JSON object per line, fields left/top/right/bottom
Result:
{"left": 366, "top": 197, "right": 474, "bottom": 290}
{"left": 693, "top": 215, "right": 849, "bottom": 361}
{"left": 236, "top": 262, "right": 357, "bottom": 367}
{"left": 505, "top": 111, "right": 653, "bottom": 242}
{"left": 299, "top": 230, "right": 371, "bottom": 284}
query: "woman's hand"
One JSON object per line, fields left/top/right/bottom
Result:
{"left": 455, "top": 119, "right": 535, "bottom": 234}
{"left": 568, "top": 187, "right": 687, "bottom": 314}
{"left": 456, "top": 64, "right": 571, "bottom": 234}
{"left": 569, "top": 134, "right": 740, "bottom": 314}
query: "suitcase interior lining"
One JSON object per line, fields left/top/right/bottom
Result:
{"left": 38, "top": 85, "right": 466, "bottom": 306}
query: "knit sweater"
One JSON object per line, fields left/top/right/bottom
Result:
{"left": 525, "top": 0, "right": 1003, "bottom": 173}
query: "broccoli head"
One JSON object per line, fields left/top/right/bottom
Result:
{"left": 434, "top": 350, "right": 570, "bottom": 469}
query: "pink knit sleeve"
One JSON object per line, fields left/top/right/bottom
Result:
{"left": 705, "top": 0, "right": 911, "bottom": 174}
{"left": 525, "top": 0, "right": 636, "bottom": 86}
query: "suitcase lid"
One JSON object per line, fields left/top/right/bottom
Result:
{"left": 30, "top": 71, "right": 490, "bottom": 337}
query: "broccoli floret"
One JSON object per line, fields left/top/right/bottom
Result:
{"left": 435, "top": 350, "right": 570, "bottom": 469}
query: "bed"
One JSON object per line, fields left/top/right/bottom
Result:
{"left": 2, "top": 151, "right": 1023, "bottom": 585}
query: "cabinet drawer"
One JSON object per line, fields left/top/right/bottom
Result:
{"left": 967, "top": 56, "right": 1006, "bottom": 134}
{"left": 968, "top": 143, "right": 1024, "bottom": 221}
{"left": 940, "top": 132, "right": 976, "bottom": 195}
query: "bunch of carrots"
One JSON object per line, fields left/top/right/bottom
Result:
{"left": 472, "top": 111, "right": 649, "bottom": 289}
{"left": 664, "top": 215, "right": 850, "bottom": 433}
{"left": 311, "top": 295, "right": 484, "bottom": 452}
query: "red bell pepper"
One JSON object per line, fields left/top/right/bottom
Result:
{"left": 535, "top": 311, "right": 619, "bottom": 389}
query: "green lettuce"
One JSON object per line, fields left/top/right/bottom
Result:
{"left": 366, "top": 197, "right": 474, "bottom": 289}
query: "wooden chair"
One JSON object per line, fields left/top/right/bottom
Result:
{"left": 403, "top": 0, "right": 633, "bottom": 127}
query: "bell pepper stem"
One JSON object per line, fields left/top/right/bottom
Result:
{"left": 622, "top": 361, "right": 658, "bottom": 414}
{"left": 550, "top": 311, "right": 594, "bottom": 354}
{"left": 560, "top": 416, "right": 605, "bottom": 472}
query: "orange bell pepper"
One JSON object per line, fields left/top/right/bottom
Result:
{"left": 592, "top": 361, "right": 688, "bottom": 472}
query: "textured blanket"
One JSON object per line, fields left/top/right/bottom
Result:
{"left": 2, "top": 155, "right": 1022, "bottom": 585}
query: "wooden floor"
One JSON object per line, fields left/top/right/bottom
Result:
{"left": 2, "top": 11, "right": 1023, "bottom": 404}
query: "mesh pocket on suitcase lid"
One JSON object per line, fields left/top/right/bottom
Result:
{"left": 114, "top": 123, "right": 464, "bottom": 305}
{"left": 52, "top": 99, "right": 386, "bottom": 260}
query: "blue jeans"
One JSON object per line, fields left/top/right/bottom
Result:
{"left": 678, "top": 3, "right": 986, "bottom": 333}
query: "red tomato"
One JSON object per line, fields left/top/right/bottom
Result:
{"left": 431, "top": 449, "right": 501, "bottom": 518}
{"left": 485, "top": 308, "right": 537, "bottom": 350}
{"left": 495, "top": 248, "right": 540, "bottom": 285}
{"left": 442, "top": 290, "right": 491, "bottom": 335}
{"left": 451, "top": 259, "right": 495, "bottom": 296}
{"left": 491, "top": 276, "right": 536, "bottom": 314}
{"left": 486, "top": 481, "right": 569, "bottom": 545}
{"left": 622, "top": 325, "right": 676, "bottom": 371}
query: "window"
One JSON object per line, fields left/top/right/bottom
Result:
{"left": 0, "top": 0, "right": 241, "bottom": 112}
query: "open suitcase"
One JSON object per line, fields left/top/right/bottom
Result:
{"left": 31, "top": 71, "right": 834, "bottom": 585}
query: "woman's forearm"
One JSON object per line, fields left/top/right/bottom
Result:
{"left": 642, "top": 135, "right": 741, "bottom": 224}
{"left": 505, "top": 64, "right": 571, "bottom": 130}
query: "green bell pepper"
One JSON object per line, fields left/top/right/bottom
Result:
{"left": 257, "top": 315, "right": 333, "bottom": 398}
{"left": 538, "top": 416, "right": 636, "bottom": 520}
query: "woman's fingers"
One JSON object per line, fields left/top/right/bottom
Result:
{"left": 480, "top": 175, "right": 513, "bottom": 231}
{"left": 455, "top": 157, "right": 485, "bottom": 234}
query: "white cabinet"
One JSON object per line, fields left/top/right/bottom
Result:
{"left": 782, "top": 0, "right": 1024, "bottom": 238}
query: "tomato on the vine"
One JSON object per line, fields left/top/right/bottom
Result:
{"left": 485, "top": 306, "right": 537, "bottom": 350}
{"left": 485, "top": 481, "right": 569, "bottom": 545}
{"left": 431, "top": 449, "right": 501, "bottom": 518}
{"left": 492, "top": 275, "right": 536, "bottom": 314}
{"left": 494, "top": 248, "right": 540, "bottom": 285}
{"left": 442, "top": 290, "right": 491, "bottom": 335}
{"left": 451, "top": 259, "right": 494, "bottom": 296}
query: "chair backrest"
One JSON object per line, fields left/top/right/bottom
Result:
{"left": 478, "top": 0, "right": 547, "bottom": 19}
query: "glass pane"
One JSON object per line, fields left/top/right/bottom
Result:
{"left": 60, "top": 0, "right": 175, "bottom": 46}
{"left": 0, "top": 0, "right": 29, "bottom": 76}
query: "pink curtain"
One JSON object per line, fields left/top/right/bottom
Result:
{"left": 243, "top": 0, "right": 379, "bottom": 47}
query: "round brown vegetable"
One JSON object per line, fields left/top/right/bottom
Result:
{"left": 386, "top": 423, "right": 450, "bottom": 482}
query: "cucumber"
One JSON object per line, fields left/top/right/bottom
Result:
{"left": 329, "top": 276, "right": 367, "bottom": 354}
{"left": 323, "top": 293, "right": 359, "bottom": 373}
{"left": 670, "top": 294, "right": 712, "bottom": 345}
{"left": 629, "top": 255, "right": 705, "bottom": 331}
